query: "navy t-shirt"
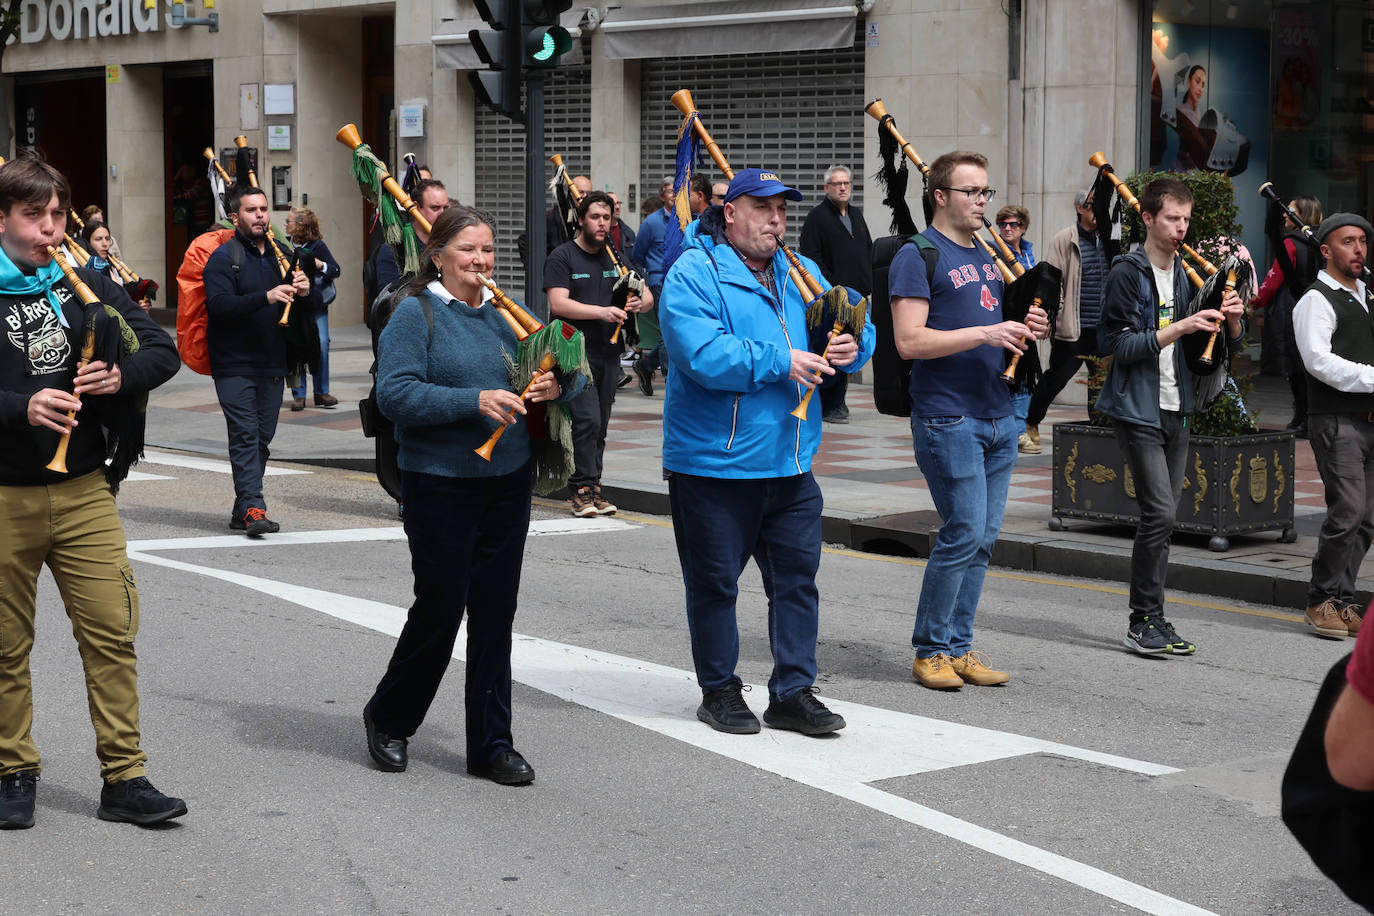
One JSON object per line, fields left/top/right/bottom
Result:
{"left": 889, "top": 226, "right": 1010, "bottom": 418}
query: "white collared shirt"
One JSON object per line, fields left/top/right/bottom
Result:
{"left": 426, "top": 278, "right": 494, "bottom": 307}
{"left": 1293, "top": 269, "right": 1374, "bottom": 393}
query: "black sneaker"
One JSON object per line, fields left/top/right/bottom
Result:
{"left": 242, "top": 507, "right": 279, "bottom": 538}
{"left": 1123, "top": 618, "right": 1171, "bottom": 655}
{"left": 97, "top": 776, "right": 188, "bottom": 825}
{"left": 634, "top": 358, "right": 655, "bottom": 396}
{"left": 0, "top": 770, "right": 38, "bottom": 830}
{"left": 763, "top": 686, "right": 846, "bottom": 736}
{"left": 230, "top": 513, "right": 279, "bottom": 533}
{"left": 696, "top": 684, "right": 761, "bottom": 734}
{"left": 1157, "top": 620, "right": 1197, "bottom": 655}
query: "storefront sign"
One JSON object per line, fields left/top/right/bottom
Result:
{"left": 19, "top": 0, "right": 161, "bottom": 43}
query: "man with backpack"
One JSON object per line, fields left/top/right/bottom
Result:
{"left": 204, "top": 187, "right": 310, "bottom": 537}
{"left": 889, "top": 150, "right": 1048, "bottom": 690}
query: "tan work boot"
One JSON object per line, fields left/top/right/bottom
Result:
{"left": 950, "top": 650, "right": 1011, "bottom": 686}
{"left": 1338, "top": 601, "right": 1364, "bottom": 638}
{"left": 1017, "top": 433, "right": 1042, "bottom": 455}
{"left": 912, "top": 653, "right": 964, "bottom": 690}
{"left": 1305, "top": 597, "right": 1348, "bottom": 639}
{"left": 1026, "top": 424, "right": 1041, "bottom": 447}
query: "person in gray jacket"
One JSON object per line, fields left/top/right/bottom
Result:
{"left": 1096, "top": 177, "right": 1243, "bottom": 657}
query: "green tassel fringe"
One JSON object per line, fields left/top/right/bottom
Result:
{"left": 349, "top": 144, "right": 420, "bottom": 275}
{"left": 510, "top": 321, "right": 590, "bottom": 496}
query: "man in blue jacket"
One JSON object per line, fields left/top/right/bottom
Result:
{"left": 204, "top": 187, "right": 309, "bottom": 537}
{"left": 1096, "top": 177, "right": 1243, "bottom": 655}
{"left": 660, "top": 168, "right": 875, "bottom": 737}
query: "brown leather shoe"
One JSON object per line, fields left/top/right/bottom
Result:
{"left": 314, "top": 393, "right": 339, "bottom": 408}
{"left": 1305, "top": 597, "right": 1348, "bottom": 639}
{"left": 1338, "top": 601, "right": 1364, "bottom": 638}
{"left": 950, "top": 650, "right": 1010, "bottom": 686}
{"left": 912, "top": 653, "right": 963, "bottom": 690}
{"left": 290, "top": 397, "right": 305, "bottom": 412}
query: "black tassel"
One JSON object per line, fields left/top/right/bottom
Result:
{"left": 875, "top": 117, "right": 918, "bottom": 237}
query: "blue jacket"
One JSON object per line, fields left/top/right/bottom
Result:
{"left": 660, "top": 215, "right": 875, "bottom": 479}
{"left": 1095, "top": 247, "right": 1198, "bottom": 426}
{"left": 632, "top": 207, "right": 671, "bottom": 288}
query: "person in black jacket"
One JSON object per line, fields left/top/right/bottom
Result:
{"left": 799, "top": 165, "right": 873, "bottom": 424}
{"left": 0, "top": 153, "right": 186, "bottom": 829}
{"left": 204, "top": 186, "right": 310, "bottom": 537}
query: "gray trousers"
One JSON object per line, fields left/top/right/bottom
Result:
{"left": 1307, "top": 413, "right": 1374, "bottom": 605}
{"left": 1114, "top": 412, "right": 1188, "bottom": 624}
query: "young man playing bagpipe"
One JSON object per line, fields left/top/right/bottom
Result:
{"left": 545, "top": 190, "right": 653, "bottom": 517}
{"left": 660, "top": 168, "right": 874, "bottom": 736}
{"left": 0, "top": 153, "right": 186, "bottom": 828}
{"left": 1095, "top": 177, "right": 1244, "bottom": 656}
{"left": 888, "top": 151, "right": 1051, "bottom": 690}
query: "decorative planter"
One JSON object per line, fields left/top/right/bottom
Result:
{"left": 1049, "top": 423, "right": 1297, "bottom": 551}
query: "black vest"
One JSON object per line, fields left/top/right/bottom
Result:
{"left": 1306, "top": 280, "right": 1374, "bottom": 415}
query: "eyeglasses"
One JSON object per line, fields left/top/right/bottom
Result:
{"left": 997, "top": 220, "right": 1022, "bottom": 229}
{"left": 826, "top": 180, "right": 851, "bottom": 187}
{"left": 939, "top": 187, "right": 997, "bottom": 203}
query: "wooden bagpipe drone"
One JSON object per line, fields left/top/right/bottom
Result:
{"left": 866, "top": 99, "right": 1061, "bottom": 391}
{"left": 335, "top": 124, "right": 590, "bottom": 493}
{"left": 669, "top": 88, "right": 867, "bottom": 420}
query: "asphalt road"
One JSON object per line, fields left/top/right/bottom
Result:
{"left": 0, "top": 451, "right": 1362, "bottom": 915}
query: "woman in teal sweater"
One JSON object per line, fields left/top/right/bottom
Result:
{"left": 363, "top": 206, "right": 580, "bottom": 786}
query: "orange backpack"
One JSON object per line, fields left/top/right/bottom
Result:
{"left": 175, "top": 227, "right": 235, "bottom": 375}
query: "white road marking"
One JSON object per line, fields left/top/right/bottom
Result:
{"left": 127, "top": 519, "right": 638, "bottom": 554}
{"left": 123, "top": 470, "right": 175, "bottom": 482}
{"left": 140, "top": 449, "right": 311, "bottom": 476}
{"left": 128, "top": 535, "right": 1211, "bottom": 916}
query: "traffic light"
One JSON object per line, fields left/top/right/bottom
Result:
{"left": 521, "top": 0, "right": 573, "bottom": 68}
{"left": 469, "top": 0, "right": 523, "bottom": 120}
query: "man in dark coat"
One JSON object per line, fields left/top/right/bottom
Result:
{"left": 799, "top": 165, "right": 873, "bottom": 424}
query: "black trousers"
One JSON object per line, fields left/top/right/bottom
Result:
{"left": 366, "top": 464, "right": 532, "bottom": 765}
{"left": 1027, "top": 331, "right": 1096, "bottom": 428}
{"left": 569, "top": 349, "right": 621, "bottom": 488}
{"left": 1114, "top": 413, "right": 1188, "bottom": 624}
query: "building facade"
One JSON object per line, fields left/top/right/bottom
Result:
{"left": 5, "top": 0, "right": 1370, "bottom": 322}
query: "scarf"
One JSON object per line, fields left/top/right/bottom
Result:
{"left": 91, "top": 255, "right": 111, "bottom": 273}
{"left": 0, "top": 242, "right": 68, "bottom": 324}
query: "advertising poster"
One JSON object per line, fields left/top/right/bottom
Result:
{"left": 1148, "top": 22, "right": 1271, "bottom": 262}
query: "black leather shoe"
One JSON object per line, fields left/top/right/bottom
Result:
{"left": 467, "top": 750, "right": 535, "bottom": 785}
{"left": 97, "top": 776, "right": 188, "bottom": 825}
{"left": 363, "top": 707, "right": 407, "bottom": 772}
{"left": 0, "top": 770, "right": 38, "bottom": 829}
{"left": 762, "top": 686, "right": 846, "bottom": 736}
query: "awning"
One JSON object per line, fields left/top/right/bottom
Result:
{"left": 433, "top": 10, "right": 584, "bottom": 71}
{"left": 599, "top": 1, "right": 857, "bottom": 60}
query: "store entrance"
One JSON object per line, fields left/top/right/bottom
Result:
{"left": 15, "top": 71, "right": 105, "bottom": 218}
{"left": 163, "top": 64, "right": 214, "bottom": 312}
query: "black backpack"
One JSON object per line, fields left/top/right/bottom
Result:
{"left": 870, "top": 233, "right": 938, "bottom": 417}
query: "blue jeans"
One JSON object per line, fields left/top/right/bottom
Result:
{"left": 214, "top": 375, "right": 284, "bottom": 517}
{"left": 668, "top": 472, "right": 822, "bottom": 703}
{"left": 910, "top": 414, "right": 1018, "bottom": 657}
{"left": 1011, "top": 388, "right": 1030, "bottom": 425}
{"left": 291, "top": 312, "right": 331, "bottom": 398}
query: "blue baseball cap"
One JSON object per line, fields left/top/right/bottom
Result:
{"left": 724, "top": 168, "right": 804, "bottom": 204}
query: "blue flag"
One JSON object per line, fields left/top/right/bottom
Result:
{"left": 662, "top": 112, "right": 701, "bottom": 273}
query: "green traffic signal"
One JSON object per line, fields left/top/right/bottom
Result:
{"left": 524, "top": 25, "right": 571, "bottom": 66}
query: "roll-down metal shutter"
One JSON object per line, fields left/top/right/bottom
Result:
{"left": 474, "top": 41, "right": 592, "bottom": 301}
{"left": 639, "top": 25, "right": 865, "bottom": 227}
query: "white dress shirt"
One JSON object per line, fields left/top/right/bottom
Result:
{"left": 1293, "top": 269, "right": 1374, "bottom": 394}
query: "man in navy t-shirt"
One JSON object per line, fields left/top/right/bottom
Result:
{"left": 889, "top": 150, "right": 1048, "bottom": 690}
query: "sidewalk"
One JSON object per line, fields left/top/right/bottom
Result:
{"left": 143, "top": 319, "right": 1364, "bottom": 611}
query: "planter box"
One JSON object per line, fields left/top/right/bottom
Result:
{"left": 1049, "top": 423, "right": 1297, "bottom": 551}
